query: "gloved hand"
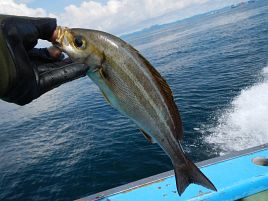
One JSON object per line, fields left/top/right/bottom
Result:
{"left": 0, "top": 15, "right": 88, "bottom": 105}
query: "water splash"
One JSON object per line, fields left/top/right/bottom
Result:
{"left": 206, "top": 65, "right": 268, "bottom": 154}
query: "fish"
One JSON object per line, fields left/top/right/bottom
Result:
{"left": 54, "top": 26, "right": 217, "bottom": 195}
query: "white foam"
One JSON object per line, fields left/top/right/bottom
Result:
{"left": 205, "top": 65, "right": 268, "bottom": 154}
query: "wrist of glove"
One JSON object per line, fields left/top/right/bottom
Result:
{"left": 0, "top": 16, "right": 88, "bottom": 105}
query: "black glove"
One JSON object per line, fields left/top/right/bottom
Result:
{"left": 0, "top": 16, "right": 88, "bottom": 105}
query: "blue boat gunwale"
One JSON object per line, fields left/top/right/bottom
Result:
{"left": 77, "top": 143, "right": 268, "bottom": 201}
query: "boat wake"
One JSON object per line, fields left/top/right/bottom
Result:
{"left": 205, "top": 65, "right": 268, "bottom": 154}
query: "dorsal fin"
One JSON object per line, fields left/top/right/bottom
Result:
{"left": 123, "top": 43, "right": 183, "bottom": 140}
{"left": 140, "top": 129, "right": 156, "bottom": 144}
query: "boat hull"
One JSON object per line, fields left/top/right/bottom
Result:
{"left": 77, "top": 144, "right": 268, "bottom": 201}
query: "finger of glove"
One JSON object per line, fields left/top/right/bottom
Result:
{"left": 29, "top": 17, "right": 56, "bottom": 41}
{"left": 36, "top": 58, "right": 73, "bottom": 73}
{"left": 29, "top": 48, "right": 65, "bottom": 67}
{"left": 2, "top": 16, "right": 56, "bottom": 50}
{"left": 29, "top": 48, "right": 50, "bottom": 60}
{"left": 38, "top": 63, "right": 89, "bottom": 95}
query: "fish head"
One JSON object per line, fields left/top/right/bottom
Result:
{"left": 54, "top": 26, "right": 99, "bottom": 66}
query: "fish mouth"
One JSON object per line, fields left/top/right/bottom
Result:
{"left": 53, "top": 26, "right": 72, "bottom": 51}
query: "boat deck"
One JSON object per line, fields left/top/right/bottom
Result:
{"left": 77, "top": 144, "right": 268, "bottom": 201}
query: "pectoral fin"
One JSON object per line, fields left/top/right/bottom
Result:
{"left": 140, "top": 129, "right": 156, "bottom": 144}
{"left": 99, "top": 67, "right": 106, "bottom": 80}
{"left": 100, "top": 89, "right": 111, "bottom": 105}
{"left": 97, "top": 66, "right": 111, "bottom": 105}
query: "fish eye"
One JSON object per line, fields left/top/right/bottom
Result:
{"left": 74, "top": 35, "right": 84, "bottom": 48}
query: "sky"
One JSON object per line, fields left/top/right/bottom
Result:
{"left": 0, "top": 0, "right": 244, "bottom": 35}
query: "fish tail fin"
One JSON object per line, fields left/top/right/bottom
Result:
{"left": 173, "top": 157, "right": 217, "bottom": 195}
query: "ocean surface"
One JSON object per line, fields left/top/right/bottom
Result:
{"left": 1, "top": 1, "right": 268, "bottom": 200}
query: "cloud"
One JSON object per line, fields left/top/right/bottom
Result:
{"left": 57, "top": 0, "right": 211, "bottom": 34}
{"left": 0, "top": 0, "right": 47, "bottom": 17}
{"left": 0, "top": 0, "right": 244, "bottom": 35}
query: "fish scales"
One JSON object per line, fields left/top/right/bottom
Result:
{"left": 95, "top": 33, "right": 171, "bottom": 139}
{"left": 101, "top": 58, "right": 155, "bottom": 130}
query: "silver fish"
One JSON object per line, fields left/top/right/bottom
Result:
{"left": 55, "top": 27, "right": 216, "bottom": 195}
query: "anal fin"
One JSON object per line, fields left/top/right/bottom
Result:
{"left": 140, "top": 129, "right": 156, "bottom": 144}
